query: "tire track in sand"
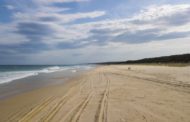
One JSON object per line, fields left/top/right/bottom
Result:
{"left": 18, "top": 85, "right": 77, "bottom": 122}
{"left": 60, "top": 92, "right": 93, "bottom": 122}
{"left": 41, "top": 95, "right": 68, "bottom": 122}
{"left": 41, "top": 78, "right": 91, "bottom": 122}
{"left": 8, "top": 104, "right": 34, "bottom": 122}
{"left": 70, "top": 92, "right": 94, "bottom": 122}
{"left": 95, "top": 72, "right": 110, "bottom": 122}
{"left": 18, "top": 97, "right": 54, "bottom": 122}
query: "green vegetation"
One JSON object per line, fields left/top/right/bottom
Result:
{"left": 97, "top": 54, "right": 190, "bottom": 66}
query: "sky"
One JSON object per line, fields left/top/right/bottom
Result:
{"left": 0, "top": 0, "right": 190, "bottom": 64}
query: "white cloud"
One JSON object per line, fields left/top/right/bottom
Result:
{"left": 69, "top": 4, "right": 190, "bottom": 42}
{"left": 24, "top": 37, "right": 190, "bottom": 64}
{"left": 0, "top": 24, "right": 28, "bottom": 45}
{"left": 14, "top": 11, "right": 105, "bottom": 23}
{"left": 8, "top": 0, "right": 105, "bottom": 46}
{"left": 1, "top": 2, "right": 190, "bottom": 65}
{"left": 131, "top": 4, "right": 190, "bottom": 23}
{"left": 5, "top": 5, "right": 15, "bottom": 10}
{"left": 35, "top": 0, "right": 89, "bottom": 4}
{"left": 5, "top": 3, "right": 189, "bottom": 47}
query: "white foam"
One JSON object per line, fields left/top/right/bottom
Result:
{"left": 0, "top": 66, "right": 65, "bottom": 84}
{"left": 40, "top": 66, "right": 63, "bottom": 73}
{"left": 0, "top": 65, "right": 94, "bottom": 84}
{"left": 0, "top": 71, "right": 38, "bottom": 84}
{"left": 71, "top": 70, "right": 77, "bottom": 73}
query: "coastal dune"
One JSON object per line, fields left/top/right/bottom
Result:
{"left": 0, "top": 65, "right": 190, "bottom": 122}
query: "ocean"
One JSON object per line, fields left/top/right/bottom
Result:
{"left": 0, "top": 65, "right": 94, "bottom": 84}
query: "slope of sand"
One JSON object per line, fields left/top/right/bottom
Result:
{"left": 0, "top": 65, "right": 190, "bottom": 122}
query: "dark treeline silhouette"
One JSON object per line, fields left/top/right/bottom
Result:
{"left": 97, "top": 54, "right": 190, "bottom": 65}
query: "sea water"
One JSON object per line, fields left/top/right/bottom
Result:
{"left": 0, "top": 65, "right": 93, "bottom": 84}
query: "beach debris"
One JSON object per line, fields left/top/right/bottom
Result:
{"left": 128, "top": 67, "right": 131, "bottom": 70}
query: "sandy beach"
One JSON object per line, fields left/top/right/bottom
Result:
{"left": 0, "top": 65, "right": 190, "bottom": 122}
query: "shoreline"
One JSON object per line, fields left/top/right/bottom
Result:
{"left": 0, "top": 65, "right": 190, "bottom": 122}
{"left": 0, "top": 66, "right": 92, "bottom": 100}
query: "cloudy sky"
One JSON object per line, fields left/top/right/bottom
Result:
{"left": 0, "top": 0, "right": 190, "bottom": 64}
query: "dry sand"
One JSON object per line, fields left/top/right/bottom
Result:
{"left": 0, "top": 65, "right": 190, "bottom": 122}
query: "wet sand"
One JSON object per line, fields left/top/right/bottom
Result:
{"left": 0, "top": 68, "right": 87, "bottom": 100}
{"left": 0, "top": 65, "right": 190, "bottom": 122}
